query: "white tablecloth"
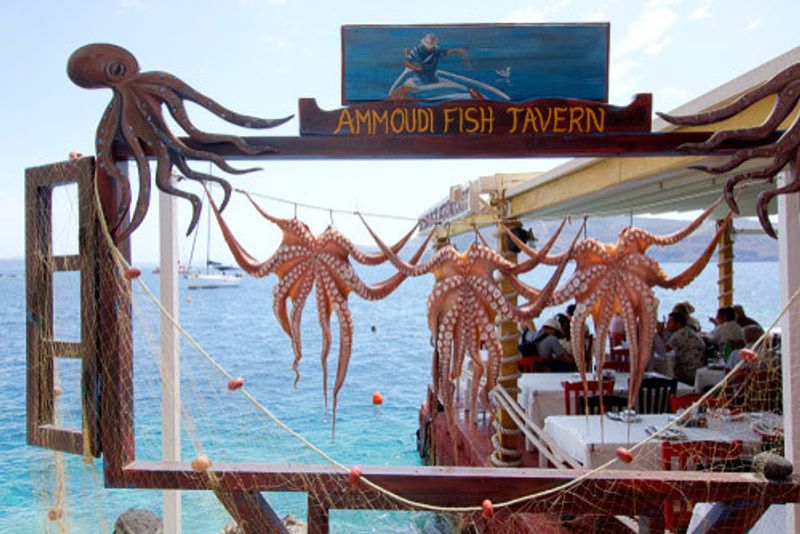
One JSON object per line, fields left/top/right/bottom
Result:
{"left": 519, "top": 372, "right": 692, "bottom": 429}
{"left": 542, "top": 412, "right": 777, "bottom": 469}
{"left": 688, "top": 503, "right": 786, "bottom": 533}
{"left": 694, "top": 366, "right": 727, "bottom": 393}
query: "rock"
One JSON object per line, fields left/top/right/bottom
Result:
{"left": 219, "top": 514, "right": 307, "bottom": 534}
{"left": 753, "top": 452, "right": 793, "bottom": 480}
{"left": 113, "top": 508, "right": 163, "bottom": 534}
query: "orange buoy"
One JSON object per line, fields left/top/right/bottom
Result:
{"left": 348, "top": 466, "right": 362, "bottom": 484}
{"left": 186, "top": 296, "right": 193, "bottom": 303}
{"left": 123, "top": 267, "right": 141, "bottom": 280}
{"left": 48, "top": 508, "right": 63, "bottom": 521}
{"left": 227, "top": 376, "right": 245, "bottom": 391}
{"left": 739, "top": 348, "right": 757, "bottom": 363}
{"left": 191, "top": 455, "right": 212, "bottom": 473}
{"left": 54, "top": 386, "right": 62, "bottom": 397}
{"left": 616, "top": 447, "right": 634, "bottom": 464}
{"left": 372, "top": 391, "right": 383, "bottom": 405}
{"left": 482, "top": 499, "right": 494, "bottom": 519}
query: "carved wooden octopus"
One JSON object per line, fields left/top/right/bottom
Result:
{"left": 507, "top": 200, "right": 731, "bottom": 407}
{"left": 207, "top": 190, "right": 430, "bottom": 428}
{"left": 658, "top": 63, "right": 800, "bottom": 237}
{"left": 68, "top": 43, "right": 291, "bottom": 239}
{"left": 361, "top": 217, "right": 575, "bottom": 427}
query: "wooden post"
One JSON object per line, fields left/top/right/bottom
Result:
{"left": 717, "top": 219, "right": 734, "bottom": 308}
{"left": 491, "top": 218, "right": 522, "bottom": 467}
{"left": 160, "top": 180, "right": 181, "bottom": 533}
{"left": 778, "top": 167, "right": 800, "bottom": 533}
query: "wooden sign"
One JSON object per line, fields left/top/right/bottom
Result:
{"left": 342, "top": 24, "right": 609, "bottom": 104}
{"left": 299, "top": 94, "right": 651, "bottom": 137}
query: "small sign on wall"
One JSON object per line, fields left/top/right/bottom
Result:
{"left": 342, "top": 23, "right": 609, "bottom": 104}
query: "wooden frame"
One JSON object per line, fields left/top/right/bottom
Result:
{"left": 25, "top": 157, "right": 100, "bottom": 456}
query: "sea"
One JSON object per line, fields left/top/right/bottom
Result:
{"left": 0, "top": 258, "right": 783, "bottom": 533}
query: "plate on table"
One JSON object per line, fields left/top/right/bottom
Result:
{"left": 707, "top": 363, "right": 726, "bottom": 371}
{"left": 752, "top": 421, "right": 784, "bottom": 439}
{"left": 606, "top": 411, "right": 641, "bottom": 423}
{"left": 647, "top": 426, "right": 687, "bottom": 441}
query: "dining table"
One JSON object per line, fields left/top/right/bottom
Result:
{"left": 693, "top": 364, "right": 728, "bottom": 393}
{"left": 519, "top": 371, "right": 693, "bottom": 429}
{"left": 541, "top": 411, "right": 781, "bottom": 469}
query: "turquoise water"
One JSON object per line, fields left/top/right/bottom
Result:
{"left": 0, "top": 259, "right": 781, "bottom": 532}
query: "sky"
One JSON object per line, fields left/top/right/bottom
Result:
{"left": 2, "top": 0, "right": 799, "bottom": 263}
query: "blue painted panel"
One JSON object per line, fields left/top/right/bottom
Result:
{"left": 342, "top": 24, "right": 609, "bottom": 104}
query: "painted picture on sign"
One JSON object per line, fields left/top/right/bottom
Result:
{"left": 342, "top": 24, "right": 609, "bottom": 104}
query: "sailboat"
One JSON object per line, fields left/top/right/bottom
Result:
{"left": 187, "top": 185, "right": 243, "bottom": 290}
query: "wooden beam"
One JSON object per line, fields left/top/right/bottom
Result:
{"left": 120, "top": 461, "right": 800, "bottom": 516}
{"left": 717, "top": 220, "right": 734, "bottom": 308}
{"left": 112, "top": 131, "right": 781, "bottom": 161}
{"left": 213, "top": 490, "right": 288, "bottom": 534}
{"left": 53, "top": 255, "right": 81, "bottom": 272}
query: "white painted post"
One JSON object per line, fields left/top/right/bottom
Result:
{"left": 160, "top": 179, "right": 181, "bottom": 533}
{"left": 778, "top": 168, "right": 800, "bottom": 533}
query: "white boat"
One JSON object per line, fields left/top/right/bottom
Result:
{"left": 187, "top": 268, "right": 242, "bottom": 289}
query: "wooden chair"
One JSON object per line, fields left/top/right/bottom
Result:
{"left": 562, "top": 380, "right": 615, "bottom": 415}
{"left": 578, "top": 394, "right": 628, "bottom": 415}
{"left": 636, "top": 377, "right": 677, "bottom": 414}
{"left": 603, "top": 347, "right": 630, "bottom": 372}
{"left": 661, "top": 440, "right": 743, "bottom": 531}
{"left": 669, "top": 393, "right": 702, "bottom": 413}
{"left": 518, "top": 356, "right": 546, "bottom": 373}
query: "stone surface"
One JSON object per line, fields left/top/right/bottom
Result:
{"left": 219, "top": 514, "right": 307, "bottom": 534}
{"left": 753, "top": 452, "right": 794, "bottom": 480}
{"left": 113, "top": 508, "right": 163, "bottom": 534}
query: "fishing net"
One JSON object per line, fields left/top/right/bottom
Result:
{"left": 26, "top": 157, "right": 797, "bottom": 533}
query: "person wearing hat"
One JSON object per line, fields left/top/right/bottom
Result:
{"left": 664, "top": 311, "right": 706, "bottom": 385}
{"left": 704, "top": 306, "right": 745, "bottom": 353}
{"left": 672, "top": 301, "right": 701, "bottom": 332}
{"left": 533, "top": 316, "right": 567, "bottom": 359}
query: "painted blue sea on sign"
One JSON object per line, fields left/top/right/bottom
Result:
{"left": 342, "top": 24, "right": 609, "bottom": 104}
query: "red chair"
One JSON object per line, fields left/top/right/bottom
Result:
{"left": 609, "top": 332, "right": 625, "bottom": 349}
{"left": 518, "top": 356, "right": 546, "bottom": 373}
{"left": 562, "top": 380, "right": 615, "bottom": 415}
{"left": 669, "top": 393, "right": 702, "bottom": 413}
{"left": 603, "top": 347, "right": 630, "bottom": 372}
{"left": 661, "top": 440, "right": 743, "bottom": 531}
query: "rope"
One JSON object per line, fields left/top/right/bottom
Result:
{"left": 90, "top": 178, "right": 800, "bottom": 516}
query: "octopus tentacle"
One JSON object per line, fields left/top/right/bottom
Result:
{"left": 151, "top": 142, "right": 203, "bottom": 236}
{"left": 501, "top": 218, "right": 569, "bottom": 274}
{"left": 622, "top": 195, "right": 722, "bottom": 249}
{"left": 206, "top": 188, "right": 286, "bottom": 276}
{"left": 659, "top": 212, "right": 732, "bottom": 289}
{"left": 723, "top": 153, "right": 792, "bottom": 213}
{"left": 656, "top": 64, "right": 800, "bottom": 126}
{"left": 173, "top": 157, "right": 232, "bottom": 212}
{"left": 141, "top": 84, "right": 270, "bottom": 155}
{"left": 339, "top": 223, "right": 421, "bottom": 265}
{"left": 322, "top": 274, "right": 355, "bottom": 432}
{"left": 240, "top": 191, "right": 316, "bottom": 247}
{"left": 756, "top": 170, "right": 800, "bottom": 238}
{"left": 359, "top": 213, "right": 445, "bottom": 276}
{"left": 95, "top": 97, "right": 133, "bottom": 233}
{"left": 272, "top": 263, "right": 312, "bottom": 335}
{"left": 314, "top": 270, "right": 334, "bottom": 413}
{"left": 689, "top": 145, "right": 788, "bottom": 174}
{"left": 116, "top": 122, "right": 153, "bottom": 240}
{"left": 288, "top": 268, "right": 316, "bottom": 386}
{"left": 136, "top": 71, "right": 293, "bottom": 130}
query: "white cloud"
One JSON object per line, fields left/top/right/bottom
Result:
{"left": 614, "top": 1, "right": 679, "bottom": 59}
{"left": 661, "top": 86, "right": 691, "bottom": 100}
{"left": 691, "top": 7, "right": 711, "bottom": 19}
{"left": 746, "top": 17, "right": 763, "bottom": 32}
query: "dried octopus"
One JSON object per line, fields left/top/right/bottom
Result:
{"left": 68, "top": 43, "right": 291, "bottom": 239}
{"left": 207, "top": 190, "right": 430, "bottom": 428}
{"left": 361, "top": 216, "right": 576, "bottom": 428}
{"left": 658, "top": 62, "right": 800, "bottom": 237}
{"left": 507, "top": 199, "right": 732, "bottom": 407}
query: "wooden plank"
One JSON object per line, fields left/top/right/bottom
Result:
{"left": 120, "top": 461, "right": 800, "bottom": 516}
{"left": 307, "top": 496, "right": 329, "bottom": 534}
{"left": 42, "top": 340, "right": 82, "bottom": 358}
{"left": 112, "top": 131, "right": 783, "bottom": 161}
{"left": 53, "top": 255, "right": 81, "bottom": 272}
{"left": 213, "top": 490, "right": 288, "bottom": 534}
{"left": 97, "top": 163, "right": 134, "bottom": 483}
{"left": 688, "top": 502, "right": 768, "bottom": 533}
{"left": 35, "top": 426, "right": 84, "bottom": 455}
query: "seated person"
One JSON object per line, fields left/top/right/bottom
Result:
{"left": 665, "top": 311, "right": 706, "bottom": 385}
{"left": 556, "top": 313, "right": 573, "bottom": 355}
{"left": 705, "top": 306, "right": 745, "bottom": 352}
{"left": 727, "top": 325, "right": 766, "bottom": 368}
{"left": 517, "top": 320, "right": 538, "bottom": 357}
{"left": 534, "top": 316, "right": 566, "bottom": 358}
{"left": 672, "top": 301, "right": 701, "bottom": 332}
{"left": 733, "top": 304, "right": 761, "bottom": 329}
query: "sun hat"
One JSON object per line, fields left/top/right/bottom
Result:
{"left": 543, "top": 317, "right": 561, "bottom": 330}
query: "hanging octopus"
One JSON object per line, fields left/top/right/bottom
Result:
{"left": 657, "top": 62, "right": 800, "bottom": 237}
{"left": 507, "top": 199, "right": 732, "bottom": 408}
{"left": 360, "top": 216, "right": 578, "bottom": 431}
{"left": 67, "top": 43, "right": 292, "bottom": 240}
{"left": 207, "top": 190, "right": 430, "bottom": 429}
